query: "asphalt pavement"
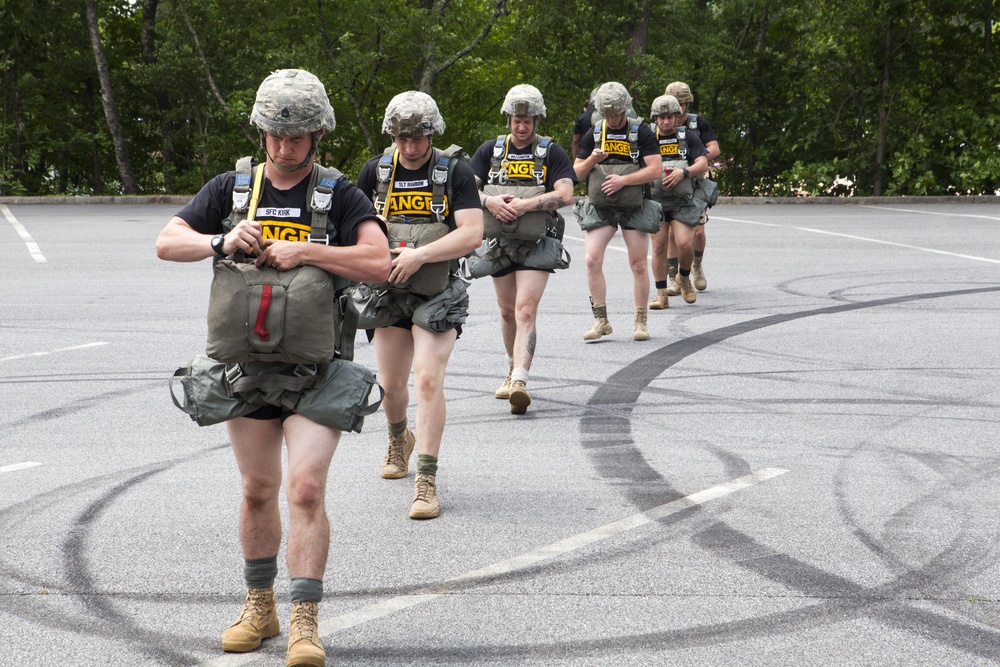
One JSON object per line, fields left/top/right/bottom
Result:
{"left": 1, "top": 200, "right": 999, "bottom": 666}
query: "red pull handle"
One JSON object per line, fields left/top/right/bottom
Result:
{"left": 253, "top": 284, "right": 272, "bottom": 341}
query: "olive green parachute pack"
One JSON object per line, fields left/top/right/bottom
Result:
{"left": 587, "top": 118, "right": 646, "bottom": 211}
{"left": 368, "top": 144, "right": 466, "bottom": 296}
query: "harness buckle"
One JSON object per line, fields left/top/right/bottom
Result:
{"left": 376, "top": 160, "right": 392, "bottom": 183}
{"left": 430, "top": 201, "right": 446, "bottom": 216}
{"left": 431, "top": 162, "right": 449, "bottom": 186}
{"left": 308, "top": 234, "right": 330, "bottom": 245}
{"left": 224, "top": 364, "right": 243, "bottom": 387}
{"left": 311, "top": 189, "right": 333, "bottom": 213}
{"left": 532, "top": 169, "right": 544, "bottom": 186}
{"left": 232, "top": 190, "right": 250, "bottom": 212}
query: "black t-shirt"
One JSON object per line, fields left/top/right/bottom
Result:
{"left": 655, "top": 127, "right": 708, "bottom": 165}
{"left": 577, "top": 119, "right": 659, "bottom": 163}
{"left": 356, "top": 147, "right": 481, "bottom": 224}
{"left": 176, "top": 167, "right": 378, "bottom": 247}
{"left": 686, "top": 114, "right": 718, "bottom": 147}
{"left": 572, "top": 109, "right": 594, "bottom": 137}
{"left": 469, "top": 136, "right": 578, "bottom": 190}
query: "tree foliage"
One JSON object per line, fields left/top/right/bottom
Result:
{"left": 0, "top": 0, "right": 996, "bottom": 196}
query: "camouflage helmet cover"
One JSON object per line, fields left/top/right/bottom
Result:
{"left": 664, "top": 81, "right": 694, "bottom": 105}
{"left": 650, "top": 94, "right": 682, "bottom": 117}
{"left": 594, "top": 82, "right": 633, "bottom": 117}
{"left": 382, "top": 91, "right": 446, "bottom": 137}
{"left": 502, "top": 84, "right": 546, "bottom": 118}
{"left": 250, "top": 69, "right": 336, "bottom": 135}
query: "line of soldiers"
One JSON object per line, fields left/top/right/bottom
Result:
{"left": 157, "top": 70, "right": 720, "bottom": 667}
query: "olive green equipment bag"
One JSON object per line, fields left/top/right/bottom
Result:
{"left": 481, "top": 134, "right": 554, "bottom": 242}
{"left": 370, "top": 144, "right": 466, "bottom": 297}
{"left": 587, "top": 163, "right": 643, "bottom": 210}
{"left": 482, "top": 184, "right": 548, "bottom": 241}
{"left": 650, "top": 159, "right": 695, "bottom": 200}
{"left": 206, "top": 158, "right": 357, "bottom": 364}
{"left": 170, "top": 355, "right": 382, "bottom": 432}
{"left": 366, "top": 217, "right": 452, "bottom": 297}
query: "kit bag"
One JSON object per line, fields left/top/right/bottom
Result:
{"left": 482, "top": 184, "right": 549, "bottom": 241}
{"left": 171, "top": 355, "right": 382, "bottom": 432}
{"left": 587, "top": 163, "right": 643, "bottom": 210}
{"left": 650, "top": 159, "right": 695, "bottom": 200}
{"left": 207, "top": 261, "right": 338, "bottom": 364}
{"left": 367, "top": 218, "right": 451, "bottom": 296}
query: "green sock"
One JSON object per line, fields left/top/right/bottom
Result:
{"left": 388, "top": 419, "right": 407, "bottom": 437}
{"left": 417, "top": 454, "right": 438, "bottom": 476}
{"left": 694, "top": 250, "right": 704, "bottom": 259}
{"left": 245, "top": 555, "right": 278, "bottom": 590}
{"left": 289, "top": 577, "right": 323, "bottom": 603}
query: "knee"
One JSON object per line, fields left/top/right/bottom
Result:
{"left": 515, "top": 303, "right": 537, "bottom": 328}
{"left": 497, "top": 302, "right": 515, "bottom": 322}
{"left": 412, "top": 370, "right": 443, "bottom": 399}
{"left": 651, "top": 236, "right": 667, "bottom": 256}
{"left": 585, "top": 253, "right": 603, "bottom": 273}
{"left": 630, "top": 256, "right": 648, "bottom": 276}
{"left": 242, "top": 474, "right": 280, "bottom": 511}
{"left": 286, "top": 471, "right": 324, "bottom": 513}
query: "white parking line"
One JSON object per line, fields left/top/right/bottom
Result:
{"left": 1, "top": 204, "right": 47, "bottom": 263}
{"left": 0, "top": 462, "right": 42, "bottom": 474}
{"left": 713, "top": 215, "right": 1000, "bottom": 265}
{"left": 200, "top": 467, "right": 789, "bottom": 666}
{"left": 859, "top": 204, "right": 1000, "bottom": 222}
{"left": 0, "top": 342, "right": 108, "bottom": 363}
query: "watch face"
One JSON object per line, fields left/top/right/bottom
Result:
{"left": 212, "top": 234, "right": 225, "bottom": 254}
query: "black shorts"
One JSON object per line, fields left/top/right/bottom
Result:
{"left": 243, "top": 405, "right": 294, "bottom": 421}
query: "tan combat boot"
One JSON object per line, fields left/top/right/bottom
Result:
{"left": 649, "top": 288, "right": 670, "bottom": 310}
{"left": 222, "top": 587, "right": 280, "bottom": 653}
{"left": 678, "top": 274, "right": 697, "bottom": 304}
{"left": 286, "top": 601, "right": 325, "bottom": 667}
{"left": 410, "top": 473, "right": 440, "bottom": 519}
{"left": 509, "top": 380, "right": 531, "bottom": 414}
{"left": 495, "top": 366, "right": 514, "bottom": 399}
{"left": 692, "top": 256, "right": 707, "bottom": 291}
{"left": 380, "top": 428, "right": 415, "bottom": 479}
{"left": 633, "top": 307, "right": 649, "bottom": 341}
{"left": 665, "top": 271, "right": 680, "bottom": 296}
{"left": 583, "top": 304, "right": 613, "bottom": 341}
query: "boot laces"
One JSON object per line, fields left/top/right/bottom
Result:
{"left": 383, "top": 432, "right": 407, "bottom": 466}
{"left": 245, "top": 588, "right": 271, "bottom": 616}
{"left": 414, "top": 475, "right": 436, "bottom": 503}
{"left": 291, "top": 602, "right": 318, "bottom": 640}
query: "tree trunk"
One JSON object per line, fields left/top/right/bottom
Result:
{"left": 873, "top": 9, "right": 893, "bottom": 197}
{"left": 85, "top": 0, "right": 139, "bottom": 194}
{"left": 141, "top": 0, "right": 176, "bottom": 192}
{"left": 416, "top": 0, "right": 509, "bottom": 94}
{"left": 626, "top": 0, "right": 650, "bottom": 82}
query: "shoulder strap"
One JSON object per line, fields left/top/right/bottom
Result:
{"left": 628, "top": 119, "right": 642, "bottom": 163}
{"left": 227, "top": 156, "right": 257, "bottom": 231}
{"left": 488, "top": 134, "right": 508, "bottom": 184}
{"left": 429, "top": 144, "right": 465, "bottom": 226}
{"left": 676, "top": 126, "right": 688, "bottom": 160}
{"left": 306, "top": 163, "right": 344, "bottom": 245}
{"left": 373, "top": 146, "right": 396, "bottom": 218}
{"left": 532, "top": 135, "right": 552, "bottom": 186}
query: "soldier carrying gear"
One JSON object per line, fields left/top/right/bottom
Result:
{"left": 355, "top": 90, "right": 483, "bottom": 521}
{"left": 250, "top": 69, "right": 336, "bottom": 174}
{"left": 381, "top": 91, "right": 446, "bottom": 137}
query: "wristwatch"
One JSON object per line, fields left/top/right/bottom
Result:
{"left": 681, "top": 167, "right": 690, "bottom": 178}
{"left": 211, "top": 233, "right": 227, "bottom": 256}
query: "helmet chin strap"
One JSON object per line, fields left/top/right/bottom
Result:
{"left": 260, "top": 131, "right": 321, "bottom": 174}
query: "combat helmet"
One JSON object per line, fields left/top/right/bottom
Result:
{"left": 664, "top": 81, "right": 694, "bottom": 106}
{"left": 382, "top": 91, "right": 446, "bottom": 137}
{"left": 650, "top": 94, "right": 682, "bottom": 118}
{"left": 251, "top": 69, "right": 336, "bottom": 136}
{"left": 593, "top": 82, "right": 633, "bottom": 118}
{"left": 501, "top": 84, "right": 546, "bottom": 118}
